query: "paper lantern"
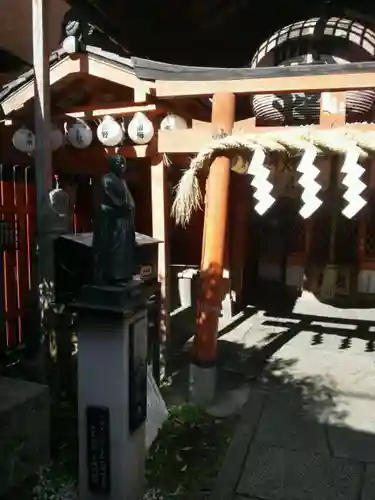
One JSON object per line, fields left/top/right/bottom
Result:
{"left": 97, "top": 115, "right": 124, "bottom": 147}
{"left": 160, "top": 114, "right": 188, "bottom": 130}
{"left": 49, "top": 187, "right": 70, "bottom": 216}
{"left": 50, "top": 126, "right": 64, "bottom": 151}
{"left": 49, "top": 176, "right": 70, "bottom": 216}
{"left": 12, "top": 126, "right": 35, "bottom": 153}
{"left": 127, "top": 112, "right": 154, "bottom": 145}
{"left": 67, "top": 121, "right": 93, "bottom": 149}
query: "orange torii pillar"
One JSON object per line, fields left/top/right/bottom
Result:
{"left": 190, "top": 92, "right": 235, "bottom": 405}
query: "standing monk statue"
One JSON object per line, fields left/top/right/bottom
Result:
{"left": 92, "top": 154, "right": 136, "bottom": 284}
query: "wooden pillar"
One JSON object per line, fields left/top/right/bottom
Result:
{"left": 230, "top": 172, "right": 250, "bottom": 313}
{"left": 32, "top": 0, "right": 54, "bottom": 357}
{"left": 33, "top": 0, "right": 52, "bottom": 200}
{"left": 151, "top": 154, "right": 170, "bottom": 360}
{"left": 229, "top": 120, "right": 255, "bottom": 313}
{"left": 191, "top": 92, "right": 235, "bottom": 405}
{"left": 307, "top": 92, "right": 347, "bottom": 292}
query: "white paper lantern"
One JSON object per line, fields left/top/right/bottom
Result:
{"left": 12, "top": 126, "right": 35, "bottom": 153}
{"left": 50, "top": 126, "right": 64, "bottom": 151}
{"left": 127, "top": 112, "right": 154, "bottom": 145}
{"left": 160, "top": 113, "right": 188, "bottom": 130}
{"left": 97, "top": 115, "right": 124, "bottom": 147}
{"left": 67, "top": 121, "right": 93, "bottom": 149}
{"left": 49, "top": 187, "right": 70, "bottom": 216}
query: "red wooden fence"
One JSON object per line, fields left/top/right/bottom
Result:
{"left": 0, "top": 164, "right": 36, "bottom": 353}
{"left": 0, "top": 168, "right": 95, "bottom": 355}
{"left": 0, "top": 159, "right": 152, "bottom": 356}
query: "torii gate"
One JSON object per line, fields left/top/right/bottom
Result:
{"left": 151, "top": 60, "right": 375, "bottom": 403}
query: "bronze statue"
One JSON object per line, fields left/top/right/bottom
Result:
{"left": 92, "top": 154, "right": 136, "bottom": 284}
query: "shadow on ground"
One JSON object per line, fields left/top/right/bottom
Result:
{"left": 166, "top": 291, "right": 375, "bottom": 499}
{"left": 210, "top": 306, "right": 375, "bottom": 500}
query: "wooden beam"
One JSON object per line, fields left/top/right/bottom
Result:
{"left": 192, "top": 118, "right": 375, "bottom": 134}
{"left": 32, "top": 0, "right": 54, "bottom": 368}
{"left": 192, "top": 117, "right": 256, "bottom": 132}
{"left": 158, "top": 122, "right": 375, "bottom": 154}
{"left": 9, "top": 101, "right": 169, "bottom": 124}
{"left": 155, "top": 71, "right": 375, "bottom": 98}
{"left": 229, "top": 123, "right": 254, "bottom": 311}
{"left": 151, "top": 154, "right": 171, "bottom": 349}
{"left": 33, "top": 0, "right": 53, "bottom": 228}
{"left": 134, "top": 87, "right": 147, "bottom": 103}
{"left": 53, "top": 144, "right": 156, "bottom": 175}
{"left": 194, "top": 92, "right": 235, "bottom": 369}
{"left": 1, "top": 56, "right": 81, "bottom": 116}
{"left": 63, "top": 103, "right": 165, "bottom": 120}
{"left": 86, "top": 54, "right": 152, "bottom": 95}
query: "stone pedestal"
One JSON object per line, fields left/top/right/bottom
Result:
{"left": 74, "top": 282, "right": 149, "bottom": 500}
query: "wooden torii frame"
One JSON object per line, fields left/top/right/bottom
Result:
{"left": 153, "top": 62, "right": 375, "bottom": 402}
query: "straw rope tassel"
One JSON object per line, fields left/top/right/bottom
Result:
{"left": 341, "top": 143, "right": 366, "bottom": 219}
{"left": 296, "top": 145, "right": 322, "bottom": 218}
{"left": 248, "top": 147, "right": 275, "bottom": 215}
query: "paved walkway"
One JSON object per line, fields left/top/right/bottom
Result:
{"left": 211, "top": 292, "right": 375, "bottom": 500}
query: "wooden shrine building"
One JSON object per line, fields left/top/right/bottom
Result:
{"left": 3, "top": 19, "right": 375, "bottom": 398}
{"left": 0, "top": 46, "right": 180, "bottom": 352}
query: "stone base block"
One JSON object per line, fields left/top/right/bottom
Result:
{"left": 189, "top": 364, "right": 216, "bottom": 407}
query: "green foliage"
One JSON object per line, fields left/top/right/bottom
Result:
{"left": 29, "top": 402, "right": 233, "bottom": 500}
{"left": 32, "top": 465, "right": 77, "bottom": 500}
{"left": 145, "top": 403, "right": 235, "bottom": 500}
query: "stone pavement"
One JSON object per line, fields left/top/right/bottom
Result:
{"left": 210, "top": 292, "right": 375, "bottom": 500}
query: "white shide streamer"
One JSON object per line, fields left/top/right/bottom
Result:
{"left": 341, "top": 144, "right": 366, "bottom": 219}
{"left": 296, "top": 145, "right": 322, "bottom": 218}
{"left": 247, "top": 147, "right": 275, "bottom": 215}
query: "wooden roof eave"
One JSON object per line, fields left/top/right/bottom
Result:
{"left": 130, "top": 58, "right": 375, "bottom": 98}
{"left": 0, "top": 51, "right": 155, "bottom": 117}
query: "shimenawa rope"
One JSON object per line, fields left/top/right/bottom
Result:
{"left": 171, "top": 127, "right": 375, "bottom": 226}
